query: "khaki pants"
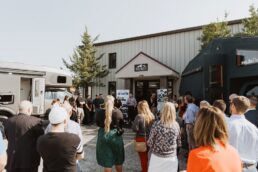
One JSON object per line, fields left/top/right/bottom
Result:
{"left": 186, "top": 123, "right": 195, "bottom": 151}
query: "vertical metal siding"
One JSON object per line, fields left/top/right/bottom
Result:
{"left": 93, "top": 23, "right": 243, "bottom": 96}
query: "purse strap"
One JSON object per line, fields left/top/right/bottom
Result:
{"left": 143, "top": 117, "right": 147, "bottom": 142}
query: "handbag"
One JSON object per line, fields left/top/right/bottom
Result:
{"left": 134, "top": 118, "right": 147, "bottom": 152}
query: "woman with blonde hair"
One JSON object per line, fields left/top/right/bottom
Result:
{"left": 187, "top": 106, "right": 242, "bottom": 172}
{"left": 96, "top": 95, "right": 125, "bottom": 172}
{"left": 199, "top": 100, "right": 210, "bottom": 109}
{"left": 147, "top": 102, "right": 181, "bottom": 172}
{"left": 132, "top": 100, "right": 155, "bottom": 172}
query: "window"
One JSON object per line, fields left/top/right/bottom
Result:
{"left": 34, "top": 80, "right": 40, "bottom": 97}
{"left": 109, "top": 53, "right": 116, "bottom": 69}
{"left": 209, "top": 65, "right": 223, "bottom": 86}
{"left": 236, "top": 49, "right": 258, "bottom": 66}
{"left": 108, "top": 82, "right": 116, "bottom": 96}
{"left": 57, "top": 76, "right": 67, "bottom": 83}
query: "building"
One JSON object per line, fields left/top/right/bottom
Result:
{"left": 92, "top": 19, "right": 243, "bottom": 101}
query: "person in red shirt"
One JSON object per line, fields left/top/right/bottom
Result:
{"left": 187, "top": 106, "right": 242, "bottom": 172}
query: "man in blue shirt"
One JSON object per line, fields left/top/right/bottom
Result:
{"left": 183, "top": 95, "right": 199, "bottom": 151}
{"left": 0, "top": 132, "right": 7, "bottom": 171}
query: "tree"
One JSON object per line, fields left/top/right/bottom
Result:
{"left": 199, "top": 14, "right": 231, "bottom": 50}
{"left": 242, "top": 5, "right": 258, "bottom": 36}
{"left": 63, "top": 28, "right": 109, "bottom": 92}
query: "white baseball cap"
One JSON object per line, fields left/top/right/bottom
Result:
{"left": 49, "top": 107, "right": 68, "bottom": 124}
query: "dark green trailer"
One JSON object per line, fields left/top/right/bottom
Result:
{"left": 180, "top": 36, "right": 258, "bottom": 104}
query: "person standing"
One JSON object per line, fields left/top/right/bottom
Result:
{"left": 83, "top": 95, "right": 93, "bottom": 125}
{"left": 213, "top": 99, "right": 229, "bottom": 122}
{"left": 96, "top": 95, "right": 124, "bottom": 172}
{"left": 245, "top": 96, "right": 258, "bottom": 128}
{"left": 0, "top": 132, "right": 7, "bottom": 172}
{"left": 127, "top": 93, "right": 137, "bottom": 124}
{"left": 187, "top": 106, "right": 242, "bottom": 172}
{"left": 99, "top": 94, "right": 105, "bottom": 107}
{"left": 93, "top": 95, "right": 100, "bottom": 124}
{"left": 183, "top": 95, "right": 199, "bottom": 151}
{"left": 45, "top": 102, "right": 83, "bottom": 142}
{"left": 4, "top": 100, "right": 45, "bottom": 172}
{"left": 199, "top": 100, "right": 210, "bottom": 109}
{"left": 132, "top": 100, "right": 155, "bottom": 172}
{"left": 93, "top": 95, "right": 100, "bottom": 110}
{"left": 37, "top": 106, "right": 84, "bottom": 172}
{"left": 228, "top": 96, "right": 258, "bottom": 172}
{"left": 149, "top": 93, "right": 157, "bottom": 116}
{"left": 147, "top": 102, "right": 181, "bottom": 172}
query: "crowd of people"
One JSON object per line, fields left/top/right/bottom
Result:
{"left": 132, "top": 93, "right": 258, "bottom": 172}
{"left": 0, "top": 92, "right": 257, "bottom": 172}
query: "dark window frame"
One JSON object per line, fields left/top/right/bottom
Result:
{"left": 108, "top": 53, "right": 117, "bottom": 69}
{"left": 108, "top": 81, "right": 116, "bottom": 96}
{"left": 209, "top": 64, "right": 223, "bottom": 87}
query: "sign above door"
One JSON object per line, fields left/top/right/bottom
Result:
{"left": 134, "top": 63, "right": 148, "bottom": 72}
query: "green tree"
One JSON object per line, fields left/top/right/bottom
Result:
{"left": 199, "top": 14, "right": 231, "bottom": 50}
{"left": 242, "top": 5, "right": 258, "bottom": 36}
{"left": 63, "top": 28, "right": 109, "bottom": 91}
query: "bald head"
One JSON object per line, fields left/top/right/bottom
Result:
{"left": 19, "top": 100, "right": 33, "bottom": 115}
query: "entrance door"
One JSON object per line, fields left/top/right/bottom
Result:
{"left": 32, "top": 78, "right": 45, "bottom": 115}
{"left": 135, "top": 80, "right": 159, "bottom": 102}
{"left": 20, "top": 78, "right": 32, "bottom": 101}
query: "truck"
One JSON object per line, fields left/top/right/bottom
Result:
{"left": 180, "top": 36, "right": 258, "bottom": 104}
{"left": 0, "top": 61, "right": 73, "bottom": 119}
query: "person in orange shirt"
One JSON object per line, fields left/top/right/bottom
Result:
{"left": 187, "top": 106, "right": 242, "bottom": 172}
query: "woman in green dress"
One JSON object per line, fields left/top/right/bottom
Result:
{"left": 96, "top": 95, "right": 125, "bottom": 172}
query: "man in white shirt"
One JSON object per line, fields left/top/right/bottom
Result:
{"left": 228, "top": 96, "right": 258, "bottom": 172}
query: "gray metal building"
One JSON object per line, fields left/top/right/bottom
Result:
{"left": 92, "top": 19, "right": 243, "bottom": 101}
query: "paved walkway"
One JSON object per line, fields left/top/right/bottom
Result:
{"left": 80, "top": 125, "right": 187, "bottom": 172}
{"left": 80, "top": 125, "right": 141, "bottom": 172}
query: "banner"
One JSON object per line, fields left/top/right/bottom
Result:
{"left": 116, "top": 89, "right": 130, "bottom": 106}
{"left": 157, "top": 89, "right": 168, "bottom": 112}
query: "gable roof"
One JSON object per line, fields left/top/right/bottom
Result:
{"left": 115, "top": 52, "right": 179, "bottom": 78}
{"left": 116, "top": 52, "right": 179, "bottom": 75}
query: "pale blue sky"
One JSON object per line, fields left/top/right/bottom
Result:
{"left": 0, "top": 0, "right": 258, "bottom": 68}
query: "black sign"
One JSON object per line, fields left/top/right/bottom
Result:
{"left": 134, "top": 64, "right": 148, "bottom": 72}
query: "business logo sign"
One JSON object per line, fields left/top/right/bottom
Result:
{"left": 134, "top": 64, "right": 148, "bottom": 72}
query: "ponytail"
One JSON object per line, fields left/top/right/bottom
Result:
{"left": 104, "top": 95, "right": 115, "bottom": 133}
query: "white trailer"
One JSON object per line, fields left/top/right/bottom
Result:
{"left": 0, "top": 62, "right": 73, "bottom": 118}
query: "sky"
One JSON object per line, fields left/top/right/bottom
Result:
{"left": 0, "top": 0, "right": 258, "bottom": 69}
